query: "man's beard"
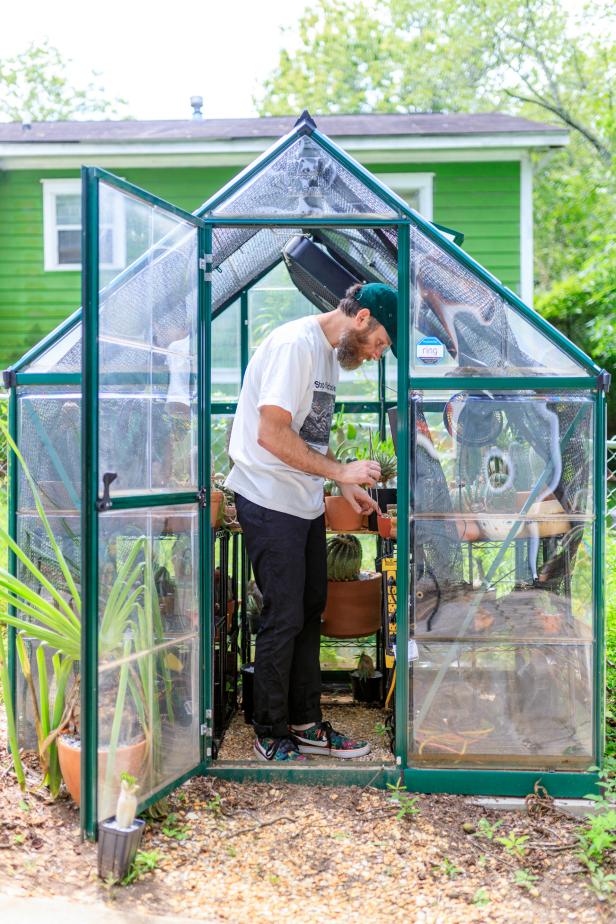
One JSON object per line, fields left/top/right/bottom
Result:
{"left": 337, "top": 328, "right": 372, "bottom": 370}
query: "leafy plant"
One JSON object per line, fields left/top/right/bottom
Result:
{"left": 121, "top": 849, "right": 161, "bottom": 886}
{"left": 474, "top": 817, "right": 503, "bottom": 840}
{"left": 435, "top": 857, "right": 462, "bottom": 879}
{"left": 162, "top": 812, "right": 191, "bottom": 841}
{"left": 386, "top": 779, "right": 420, "bottom": 820}
{"left": 513, "top": 868, "right": 540, "bottom": 894}
{"left": 472, "top": 888, "right": 490, "bottom": 907}
{"left": 495, "top": 831, "right": 529, "bottom": 859}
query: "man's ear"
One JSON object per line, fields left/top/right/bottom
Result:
{"left": 354, "top": 308, "right": 372, "bottom": 328}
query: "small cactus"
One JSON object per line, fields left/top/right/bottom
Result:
{"left": 356, "top": 652, "right": 375, "bottom": 681}
{"left": 326, "top": 534, "right": 363, "bottom": 581}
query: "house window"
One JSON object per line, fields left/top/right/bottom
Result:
{"left": 42, "top": 179, "right": 126, "bottom": 271}
{"left": 375, "top": 172, "right": 434, "bottom": 221}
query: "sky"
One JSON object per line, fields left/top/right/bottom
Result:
{"left": 0, "top": 0, "right": 310, "bottom": 120}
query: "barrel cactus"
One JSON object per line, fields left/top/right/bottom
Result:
{"left": 326, "top": 534, "right": 362, "bottom": 581}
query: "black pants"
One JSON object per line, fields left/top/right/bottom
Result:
{"left": 235, "top": 493, "right": 327, "bottom": 738}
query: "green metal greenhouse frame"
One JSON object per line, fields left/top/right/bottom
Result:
{"left": 3, "top": 112, "right": 609, "bottom": 840}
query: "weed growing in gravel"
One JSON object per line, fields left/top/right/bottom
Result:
{"left": 495, "top": 831, "right": 529, "bottom": 859}
{"left": 204, "top": 793, "right": 223, "bottom": 816}
{"left": 576, "top": 757, "right": 616, "bottom": 898}
{"left": 121, "top": 850, "right": 161, "bottom": 886}
{"left": 513, "top": 869, "right": 540, "bottom": 895}
{"left": 162, "top": 812, "right": 191, "bottom": 841}
{"left": 472, "top": 887, "right": 490, "bottom": 906}
{"left": 475, "top": 818, "right": 503, "bottom": 840}
{"left": 386, "top": 780, "right": 420, "bottom": 821}
{"left": 435, "top": 857, "right": 463, "bottom": 879}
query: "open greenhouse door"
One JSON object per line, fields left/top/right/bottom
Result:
{"left": 81, "top": 168, "right": 213, "bottom": 838}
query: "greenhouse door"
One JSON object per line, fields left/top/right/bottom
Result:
{"left": 81, "top": 168, "right": 213, "bottom": 838}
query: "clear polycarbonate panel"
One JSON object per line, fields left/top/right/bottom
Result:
{"left": 248, "top": 262, "right": 319, "bottom": 356}
{"left": 211, "top": 136, "right": 401, "bottom": 219}
{"left": 410, "top": 226, "right": 588, "bottom": 376}
{"left": 15, "top": 512, "right": 81, "bottom": 748}
{"left": 97, "top": 507, "right": 199, "bottom": 821}
{"left": 411, "top": 520, "right": 594, "bottom": 642}
{"left": 212, "top": 299, "right": 240, "bottom": 401}
{"left": 412, "top": 391, "right": 595, "bottom": 519}
{"left": 410, "top": 640, "right": 593, "bottom": 769}
{"left": 24, "top": 322, "right": 81, "bottom": 373}
{"left": 212, "top": 227, "right": 298, "bottom": 314}
{"left": 17, "top": 387, "right": 81, "bottom": 513}
{"left": 211, "top": 414, "right": 235, "bottom": 477}
{"left": 97, "top": 181, "right": 198, "bottom": 497}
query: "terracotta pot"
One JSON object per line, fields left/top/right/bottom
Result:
{"left": 210, "top": 490, "right": 224, "bottom": 528}
{"left": 324, "top": 496, "right": 363, "bottom": 532}
{"left": 455, "top": 517, "right": 483, "bottom": 542}
{"left": 377, "top": 514, "right": 392, "bottom": 539}
{"left": 57, "top": 735, "right": 147, "bottom": 807}
{"left": 321, "top": 572, "right": 383, "bottom": 639}
{"left": 367, "top": 488, "right": 397, "bottom": 531}
{"left": 516, "top": 492, "right": 570, "bottom": 538}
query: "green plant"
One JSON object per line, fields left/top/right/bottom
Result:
{"left": 204, "top": 793, "right": 223, "bottom": 815}
{"left": 472, "top": 888, "right": 490, "bottom": 907}
{"left": 0, "top": 421, "right": 167, "bottom": 800}
{"left": 121, "top": 849, "right": 161, "bottom": 886}
{"left": 386, "top": 779, "right": 420, "bottom": 821}
{"left": 474, "top": 817, "right": 503, "bottom": 840}
{"left": 162, "top": 812, "right": 191, "bottom": 841}
{"left": 326, "top": 534, "right": 362, "bottom": 581}
{"left": 495, "top": 831, "right": 529, "bottom": 859}
{"left": 356, "top": 651, "right": 375, "bottom": 681}
{"left": 577, "top": 756, "right": 616, "bottom": 880}
{"left": 435, "top": 857, "right": 462, "bottom": 879}
{"left": 513, "top": 869, "right": 540, "bottom": 894}
{"left": 357, "top": 435, "right": 397, "bottom": 486}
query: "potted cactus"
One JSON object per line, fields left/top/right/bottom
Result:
{"left": 320, "top": 534, "right": 382, "bottom": 638}
{"left": 350, "top": 652, "right": 383, "bottom": 704}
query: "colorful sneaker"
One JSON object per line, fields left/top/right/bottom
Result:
{"left": 253, "top": 735, "right": 308, "bottom": 762}
{"left": 290, "top": 721, "right": 371, "bottom": 759}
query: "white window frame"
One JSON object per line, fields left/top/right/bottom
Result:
{"left": 42, "top": 178, "right": 126, "bottom": 271}
{"left": 375, "top": 172, "right": 434, "bottom": 220}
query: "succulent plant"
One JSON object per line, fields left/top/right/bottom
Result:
{"left": 326, "top": 534, "right": 363, "bottom": 581}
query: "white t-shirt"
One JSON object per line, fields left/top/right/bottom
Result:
{"left": 225, "top": 316, "right": 339, "bottom": 519}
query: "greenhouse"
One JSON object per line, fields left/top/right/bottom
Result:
{"left": 1, "top": 111, "right": 608, "bottom": 840}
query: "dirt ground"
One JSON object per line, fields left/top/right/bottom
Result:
{"left": 1, "top": 713, "right": 614, "bottom": 924}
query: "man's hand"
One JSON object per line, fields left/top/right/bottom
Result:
{"left": 336, "top": 459, "right": 381, "bottom": 487}
{"left": 339, "top": 483, "right": 380, "bottom": 515}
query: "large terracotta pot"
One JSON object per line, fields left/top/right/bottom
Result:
{"left": 324, "top": 496, "right": 363, "bottom": 532}
{"left": 57, "top": 735, "right": 147, "bottom": 807}
{"left": 321, "top": 572, "right": 383, "bottom": 639}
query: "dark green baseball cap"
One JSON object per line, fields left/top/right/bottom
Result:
{"left": 354, "top": 283, "right": 398, "bottom": 358}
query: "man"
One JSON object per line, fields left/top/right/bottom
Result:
{"left": 226, "top": 282, "right": 398, "bottom": 762}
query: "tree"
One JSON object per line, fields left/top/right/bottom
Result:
{"left": 0, "top": 41, "right": 128, "bottom": 122}
{"left": 257, "top": 0, "right": 615, "bottom": 304}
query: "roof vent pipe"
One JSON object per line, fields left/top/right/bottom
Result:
{"left": 190, "top": 96, "right": 203, "bottom": 119}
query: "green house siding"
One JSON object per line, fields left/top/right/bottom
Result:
{"left": 374, "top": 161, "right": 521, "bottom": 293}
{"left": 0, "top": 160, "right": 521, "bottom": 371}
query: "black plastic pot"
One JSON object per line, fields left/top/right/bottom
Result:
{"left": 367, "top": 488, "right": 397, "bottom": 531}
{"left": 350, "top": 669, "right": 383, "bottom": 704}
{"left": 241, "top": 663, "right": 255, "bottom": 725}
{"left": 98, "top": 817, "right": 145, "bottom": 881}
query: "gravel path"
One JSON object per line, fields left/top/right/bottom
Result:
{"left": 1, "top": 711, "right": 614, "bottom": 923}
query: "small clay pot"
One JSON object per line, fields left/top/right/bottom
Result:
{"left": 324, "top": 496, "right": 363, "bottom": 532}
{"left": 377, "top": 514, "right": 392, "bottom": 539}
{"left": 210, "top": 490, "right": 224, "bottom": 528}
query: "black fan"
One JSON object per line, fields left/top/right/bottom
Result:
{"left": 282, "top": 234, "right": 361, "bottom": 313}
{"left": 443, "top": 392, "right": 504, "bottom": 447}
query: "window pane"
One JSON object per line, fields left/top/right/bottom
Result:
{"left": 58, "top": 229, "right": 81, "bottom": 264}
{"left": 56, "top": 194, "right": 81, "bottom": 225}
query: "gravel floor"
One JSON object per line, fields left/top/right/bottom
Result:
{"left": 1, "top": 708, "right": 614, "bottom": 923}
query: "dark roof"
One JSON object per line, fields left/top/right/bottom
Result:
{"left": 0, "top": 112, "right": 566, "bottom": 143}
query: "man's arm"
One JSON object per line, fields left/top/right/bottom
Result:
{"left": 258, "top": 405, "right": 380, "bottom": 487}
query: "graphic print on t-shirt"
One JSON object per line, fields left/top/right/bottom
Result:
{"left": 299, "top": 384, "right": 336, "bottom": 448}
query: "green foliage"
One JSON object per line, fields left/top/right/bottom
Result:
{"left": 495, "top": 831, "right": 529, "bottom": 859}
{"left": 386, "top": 779, "right": 421, "bottom": 820}
{"left": 0, "top": 40, "right": 128, "bottom": 122}
{"left": 434, "top": 857, "right": 463, "bottom": 879}
{"left": 121, "top": 849, "right": 161, "bottom": 886}
{"left": 513, "top": 868, "right": 540, "bottom": 893}
{"left": 161, "top": 812, "right": 191, "bottom": 841}
{"left": 576, "top": 756, "right": 616, "bottom": 893}
{"left": 474, "top": 817, "right": 503, "bottom": 840}
{"left": 472, "top": 888, "right": 490, "bottom": 906}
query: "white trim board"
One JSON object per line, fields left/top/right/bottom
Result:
{"left": 376, "top": 172, "right": 433, "bottom": 220}
{"left": 520, "top": 153, "right": 534, "bottom": 305}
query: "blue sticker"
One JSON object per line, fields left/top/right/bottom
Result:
{"left": 416, "top": 336, "right": 444, "bottom": 365}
